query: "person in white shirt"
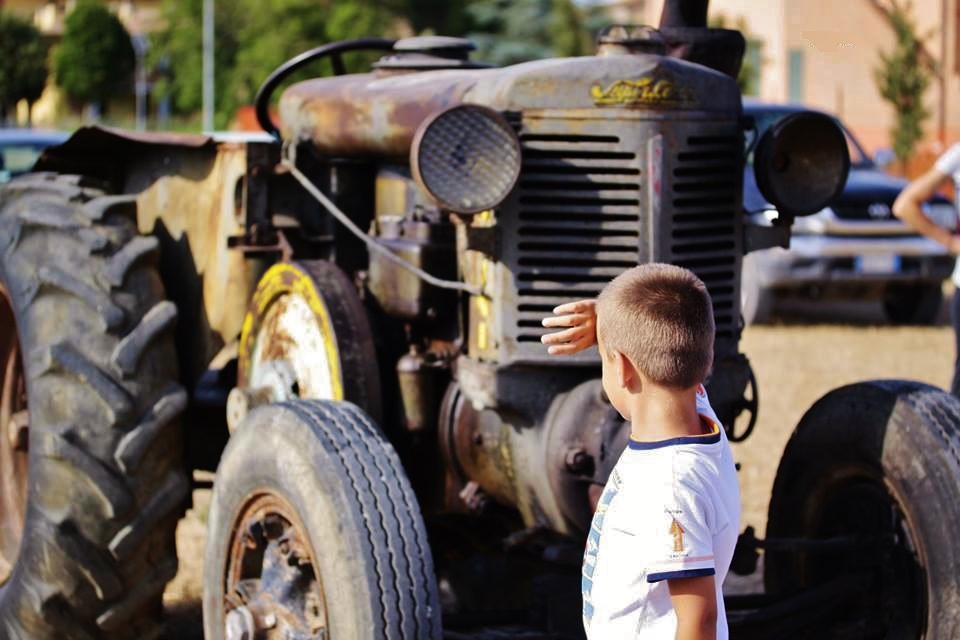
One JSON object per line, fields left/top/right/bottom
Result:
{"left": 542, "top": 264, "right": 741, "bottom": 639}
{"left": 893, "top": 143, "right": 960, "bottom": 395}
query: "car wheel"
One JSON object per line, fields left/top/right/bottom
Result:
{"left": 882, "top": 283, "right": 943, "bottom": 325}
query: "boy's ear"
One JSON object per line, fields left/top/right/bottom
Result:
{"left": 614, "top": 350, "right": 640, "bottom": 391}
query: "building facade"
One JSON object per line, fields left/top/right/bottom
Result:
{"left": 0, "top": 0, "right": 162, "bottom": 35}
{"left": 600, "top": 0, "right": 959, "bottom": 157}
{"left": 0, "top": 0, "right": 163, "bottom": 126}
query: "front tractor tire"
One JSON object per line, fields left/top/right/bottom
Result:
{"left": 0, "top": 174, "right": 187, "bottom": 638}
{"left": 203, "top": 399, "right": 441, "bottom": 640}
{"left": 765, "top": 380, "right": 960, "bottom": 639}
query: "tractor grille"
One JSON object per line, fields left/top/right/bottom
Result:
{"left": 513, "top": 131, "right": 642, "bottom": 347}
{"left": 666, "top": 133, "right": 743, "bottom": 341}
{"left": 500, "top": 119, "right": 743, "bottom": 364}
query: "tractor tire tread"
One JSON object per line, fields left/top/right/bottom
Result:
{"left": 0, "top": 173, "right": 186, "bottom": 639}
{"left": 296, "top": 401, "right": 424, "bottom": 638}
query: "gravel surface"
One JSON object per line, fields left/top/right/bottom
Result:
{"left": 161, "top": 296, "right": 956, "bottom": 637}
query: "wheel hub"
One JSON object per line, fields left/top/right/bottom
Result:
{"left": 808, "top": 477, "right": 926, "bottom": 637}
{"left": 225, "top": 493, "right": 328, "bottom": 639}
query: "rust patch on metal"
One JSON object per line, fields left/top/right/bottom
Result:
{"left": 258, "top": 295, "right": 297, "bottom": 364}
{"left": 279, "top": 73, "right": 478, "bottom": 156}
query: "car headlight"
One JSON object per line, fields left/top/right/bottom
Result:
{"left": 753, "top": 207, "right": 830, "bottom": 233}
{"left": 790, "top": 208, "right": 828, "bottom": 233}
{"left": 747, "top": 209, "right": 777, "bottom": 226}
{"left": 923, "top": 202, "right": 958, "bottom": 230}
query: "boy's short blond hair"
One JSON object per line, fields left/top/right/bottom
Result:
{"left": 596, "top": 263, "right": 714, "bottom": 389}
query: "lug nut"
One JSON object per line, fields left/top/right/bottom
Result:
{"left": 263, "top": 612, "right": 277, "bottom": 629}
{"left": 565, "top": 447, "right": 594, "bottom": 474}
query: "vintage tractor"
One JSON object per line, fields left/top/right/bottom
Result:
{"left": 0, "top": 1, "right": 958, "bottom": 638}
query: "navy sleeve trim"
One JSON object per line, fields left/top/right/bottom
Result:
{"left": 647, "top": 567, "right": 715, "bottom": 583}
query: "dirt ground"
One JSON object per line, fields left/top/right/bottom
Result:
{"left": 161, "top": 296, "right": 956, "bottom": 638}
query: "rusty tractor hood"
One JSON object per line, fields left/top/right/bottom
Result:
{"left": 278, "top": 52, "right": 740, "bottom": 158}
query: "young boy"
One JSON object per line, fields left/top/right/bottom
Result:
{"left": 541, "top": 264, "right": 740, "bottom": 640}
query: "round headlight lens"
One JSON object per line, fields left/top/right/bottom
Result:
{"left": 411, "top": 104, "right": 521, "bottom": 215}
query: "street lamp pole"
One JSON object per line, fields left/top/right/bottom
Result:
{"left": 202, "top": 0, "right": 214, "bottom": 132}
{"left": 133, "top": 34, "right": 148, "bottom": 131}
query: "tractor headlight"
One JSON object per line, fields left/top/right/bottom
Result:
{"left": 411, "top": 104, "right": 521, "bottom": 215}
{"left": 753, "top": 111, "right": 849, "bottom": 218}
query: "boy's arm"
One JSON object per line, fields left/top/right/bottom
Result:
{"left": 892, "top": 166, "right": 960, "bottom": 253}
{"left": 540, "top": 299, "right": 597, "bottom": 355}
{"left": 668, "top": 575, "right": 718, "bottom": 640}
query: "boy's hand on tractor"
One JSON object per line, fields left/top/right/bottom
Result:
{"left": 541, "top": 299, "right": 598, "bottom": 355}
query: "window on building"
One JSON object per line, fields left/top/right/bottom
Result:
{"left": 788, "top": 47, "right": 805, "bottom": 103}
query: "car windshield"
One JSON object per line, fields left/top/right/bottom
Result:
{"left": 0, "top": 143, "right": 51, "bottom": 174}
{"left": 745, "top": 109, "right": 870, "bottom": 168}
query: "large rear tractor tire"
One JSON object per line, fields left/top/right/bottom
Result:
{"left": 0, "top": 174, "right": 187, "bottom": 639}
{"left": 765, "top": 380, "right": 960, "bottom": 639}
{"left": 203, "top": 400, "right": 441, "bottom": 640}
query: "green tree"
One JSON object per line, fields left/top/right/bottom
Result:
{"left": 0, "top": 11, "right": 50, "bottom": 125}
{"left": 467, "top": 0, "right": 591, "bottom": 66}
{"left": 149, "top": 0, "right": 232, "bottom": 117}
{"left": 151, "top": 0, "right": 395, "bottom": 130}
{"left": 709, "top": 13, "right": 762, "bottom": 96}
{"left": 549, "top": 0, "right": 593, "bottom": 58}
{"left": 53, "top": 0, "right": 135, "bottom": 117}
{"left": 392, "top": 0, "right": 470, "bottom": 36}
{"left": 874, "top": 0, "right": 935, "bottom": 167}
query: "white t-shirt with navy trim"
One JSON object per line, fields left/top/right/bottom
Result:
{"left": 581, "top": 388, "right": 741, "bottom": 639}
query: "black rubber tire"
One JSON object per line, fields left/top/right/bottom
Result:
{"left": 765, "top": 380, "right": 960, "bottom": 639}
{"left": 0, "top": 173, "right": 187, "bottom": 639}
{"left": 740, "top": 253, "right": 774, "bottom": 326}
{"left": 203, "top": 399, "right": 441, "bottom": 640}
{"left": 299, "top": 260, "right": 382, "bottom": 423}
{"left": 883, "top": 283, "right": 943, "bottom": 325}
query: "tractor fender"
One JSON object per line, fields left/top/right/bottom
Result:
{"left": 33, "top": 125, "right": 274, "bottom": 183}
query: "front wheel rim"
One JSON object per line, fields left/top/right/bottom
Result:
{"left": 223, "top": 491, "right": 329, "bottom": 639}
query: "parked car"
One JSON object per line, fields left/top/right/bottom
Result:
{"left": 741, "top": 101, "right": 957, "bottom": 324}
{"left": 0, "top": 128, "right": 70, "bottom": 184}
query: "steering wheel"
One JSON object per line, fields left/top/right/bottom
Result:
{"left": 254, "top": 38, "right": 397, "bottom": 140}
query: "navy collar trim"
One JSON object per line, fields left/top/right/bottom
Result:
{"left": 627, "top": 418, "right": 722, "bottom": 450}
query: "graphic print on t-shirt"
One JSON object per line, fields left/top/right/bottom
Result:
{"left": 582, "top": 467, "right": 622, "bottom": 628}
{"left": 668, "top": 516, "right": 685, "bottom": 553}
